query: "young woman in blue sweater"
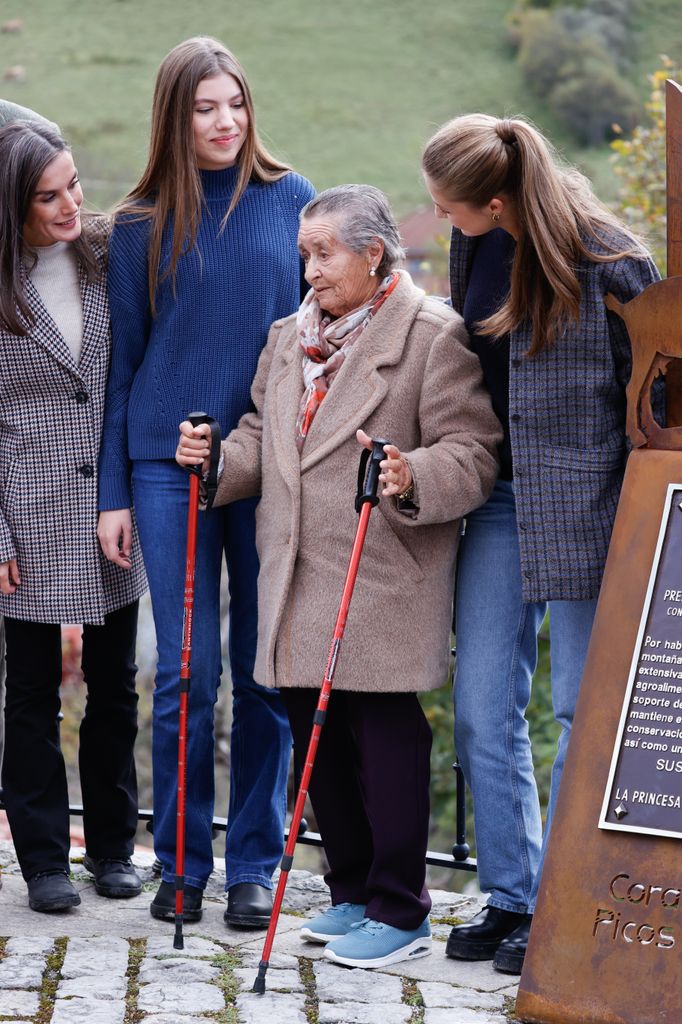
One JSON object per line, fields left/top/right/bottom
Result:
{"left": 97, "top": 36, "right": 315, "bottom": 927}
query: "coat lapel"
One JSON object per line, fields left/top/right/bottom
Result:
{"left": 299, "top": 272, "right": 421, "bottom": 473}
{"left": 24, "top": 274, "right": 80, "bottom": 374}
{"left": 23, "top": 256, "right": 106, "bottom": 383}
{"left": 76, "top": 266, "right": 107, "bottom": 380}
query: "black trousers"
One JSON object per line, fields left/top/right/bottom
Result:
{"left": 282, "top": 687, "right": 432, "bottom": 931}
{"left": 2, "top": 601, "right": 139, "bottom": 880}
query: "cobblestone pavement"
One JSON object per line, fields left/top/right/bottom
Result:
{"left": 0, "top": 841, "right": 519, "bottom": 1024}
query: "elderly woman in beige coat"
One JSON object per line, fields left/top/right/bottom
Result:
{"left": 177, "top": 184, "right": 501, "bottom": 969}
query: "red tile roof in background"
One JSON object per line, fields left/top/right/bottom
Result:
{"left": 399, "top": 207, "right": 447, "bottom": 253}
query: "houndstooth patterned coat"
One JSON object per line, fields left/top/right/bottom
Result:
{"left": 0, "top": 227, "right": 147, "bottom": 623}
{"left": 450, "top": 226, "right": 660, "bottom": 603}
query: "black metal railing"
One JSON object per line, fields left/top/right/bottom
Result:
{"left": 0, "top": 761, "right": 476, "bottom": 873}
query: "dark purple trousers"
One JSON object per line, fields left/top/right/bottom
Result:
{"left": 282, "top": 687, "right": 432, "bottom": 930}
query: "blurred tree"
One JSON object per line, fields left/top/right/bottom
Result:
{"left": 508, "top": 0, "right": 643, "bottom": 144}
{"left": 549, "top": 43, "right": 641, "bottom": 145}
{"left": 610, "top": 57, "right": 680, "bottom": 273}
{"left": 554, "top": 1, "right": 639, "bottom": 72}
{"left": 516, "top": 10, "right": 580, "bottom": 96}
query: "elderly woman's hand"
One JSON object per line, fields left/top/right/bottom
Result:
{"left": 356, "top": 429, "right": 413, "bottom": 498}
{"left": 177, "top": 420, "right": 211, "bottom": 475}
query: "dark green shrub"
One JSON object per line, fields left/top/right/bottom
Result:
{"left": 550, "top": 48, "right": 641, "bottom": 144}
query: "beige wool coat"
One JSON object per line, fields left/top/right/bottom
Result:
{"left": 213, "top": 272, "right": 501, "bottom": 693}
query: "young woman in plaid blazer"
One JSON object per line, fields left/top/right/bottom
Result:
{"left": 0, "top": 121, "right": 147, "bottom": 912}
{"left": 421, "top": 114, "right": 660, "bottom": 974}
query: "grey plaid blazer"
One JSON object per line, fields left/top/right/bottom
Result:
{"left": 0, "top": 226, "right": 147, "bottom": 623}
{"left": 450, "top": 227, "right": 660, "bottom": 602}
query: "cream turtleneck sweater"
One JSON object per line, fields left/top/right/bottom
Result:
{"left": 27, "top": 241, "right": 83, "bottom": 363}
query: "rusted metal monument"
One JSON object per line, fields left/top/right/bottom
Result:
{"left": 516, "top": 80, "right": 682, "bottom": 1024}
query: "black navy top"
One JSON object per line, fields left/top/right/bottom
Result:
{"left": 462, "top": 228, "right": 515, "bottom": 480}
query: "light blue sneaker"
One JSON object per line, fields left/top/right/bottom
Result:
{"left": 323, "top": 916, "right": 432, "bottom": 968}
{"left": 300, "top": 903, "right": 367, "bottom": 943}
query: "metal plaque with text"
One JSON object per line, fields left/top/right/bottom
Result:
{"left": 600, "top": 483, "right": 682, "bottom": 838}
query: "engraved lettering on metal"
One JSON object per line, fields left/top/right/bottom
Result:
{"left": 589, "top": 872, "right": 679, "bottom": 951}
{"left": 600, "top": 483, "right": 682, "bottom": 838}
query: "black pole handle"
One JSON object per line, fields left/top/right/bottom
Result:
{"left": 355, "top": 437, "right": 391, "bottom": 513}
{"left": 186, "top": 411, "right": 222, "bottom": 512}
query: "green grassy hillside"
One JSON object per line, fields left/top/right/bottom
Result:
{"left": 1, "top": 0, "right": 680, "bottom": 216}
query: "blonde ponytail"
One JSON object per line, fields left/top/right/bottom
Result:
{"left": 422, "top": 114, "right": 648, "bottom": 353}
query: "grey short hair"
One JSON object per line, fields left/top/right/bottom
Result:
{"left": 300, "top": 184, "right": 405, "bottom": 277}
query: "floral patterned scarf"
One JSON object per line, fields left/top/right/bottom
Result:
{"left": 294, "top": 272, "right": 399, "bottom": 451}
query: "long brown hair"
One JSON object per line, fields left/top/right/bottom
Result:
{"left": 0, "top": 120, "right": 100, "bottom": 336}
{"left": 118, "top": 36, "right": 291, "bottom": 313}
{"left": 422, "top": 113, "right": 649, "bottom": 354}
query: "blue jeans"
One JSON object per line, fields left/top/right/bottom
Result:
{"left": 132, "top": 460, "right": 291, "bottom": 890}
{"left": 454, "top": 479, "right": 597, "bottom": 913}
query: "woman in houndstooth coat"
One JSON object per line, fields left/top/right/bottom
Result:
{"left": 0, "top": 120, "right": 147, "bottom": 913}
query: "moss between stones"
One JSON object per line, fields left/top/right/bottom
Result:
{"left": 402, "top": 978, "right": 426, "bottom": 1024}
{"left": 203, "top": 945, "right": 241, "bottom": 1024}
{"left": 504, "top": 992, "right": 520, "bottom": 1020}
{"left": 298, "top": 956, "right": 319, "bottom": 1024}
{"left": 34, "top": 936, "right": 68, "bottom": 1024}
{"left": 124, "top": 937, "right": 146, "bottom": 1024}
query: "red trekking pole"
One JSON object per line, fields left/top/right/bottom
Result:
{"left": 174, "top": 411, "right": 221, "bottom": 951}
{"left": 253, "top": 438, "right": 389, "bottom": 992}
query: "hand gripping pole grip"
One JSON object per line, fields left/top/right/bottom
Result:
{"left": 186, "top": 411, "right": 222, "bottom": 512}
{"left": 355, "top": 438, "right": 390, "bottom": 513}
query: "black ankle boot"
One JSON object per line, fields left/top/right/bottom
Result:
{"left": 224, "top": 882, "right": 272, "bottom": 929}
{"left": 150, "top": 880, "right": 203, "bottom": 922}
{"left": 27, "top": 871, "right": 81, "bottom": 913}
{"left": 83, "top": 856, "right": 142, "bottom": 898}
{"left": 446, "top": 905, "right": 527, "bottom": 961}
{"left": 493, "top": 914, "right": 533, "bottom": 973}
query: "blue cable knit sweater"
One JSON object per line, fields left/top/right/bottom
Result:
{"left": 98, "top": 166, "right": 315, "bottom": 510}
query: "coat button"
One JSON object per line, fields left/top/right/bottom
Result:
{"left": 74, "top": 391, "right": 89, "bottom": 404}
{"left": 524, "top": 569, "right": 532, "bottom": 578}
{"left": 518, "top": 521, "right": 528, "bottom": 531}
{"left": 512, "top": 358, "right": 521, "bottom": 368}
{"left": 80, "top": 464, "right": 94, "bottom": 478}
{"left": 511, "top": 413, "right": 520, "bottom": 422}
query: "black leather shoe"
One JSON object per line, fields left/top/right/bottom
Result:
{"left": 150, "top": 879, "right": 203, "bottom": 922}
{"left": 28, "top": 871, "right": 81, "bottom": 913}
{"left": 493, "top": 914, "right": 533, "bottom": 973}
{"left": 83, "top": 855, "right": 142, "bottom": 898}
{"left": 224, "top": 882, "right": 272, "bottom": 929}
{"left": 446, "top": 905, "right": 527, "bottom": 960}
